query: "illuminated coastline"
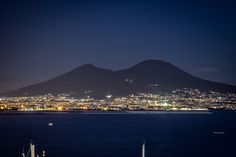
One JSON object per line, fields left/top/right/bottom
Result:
{"left": 1, "top": 89, "right": 235, "bottom": 112}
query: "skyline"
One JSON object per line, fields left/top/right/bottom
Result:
{"left": 1, "top": 0, "right": 236, "bottom": 93}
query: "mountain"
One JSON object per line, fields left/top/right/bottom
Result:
{"left": 4, "top": 59, "right": 236, "bottom": 98}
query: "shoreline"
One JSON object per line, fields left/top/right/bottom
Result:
{"left": 0, "top": 109, "right": 230, "bottom": 115}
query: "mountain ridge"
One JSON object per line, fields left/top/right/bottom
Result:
{"left": 3, "top": 59, "right": 236, "bottom": 98}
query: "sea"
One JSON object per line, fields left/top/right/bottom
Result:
{"left": 0, "top": 111, "right": 236, "bottom": 157}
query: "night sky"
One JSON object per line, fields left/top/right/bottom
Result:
{"left": 1, "top": 0, "right": 236, "bottom": 93}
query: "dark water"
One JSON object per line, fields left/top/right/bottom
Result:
{"left": 0, "top": 112, "right": 236, "bottom": 157}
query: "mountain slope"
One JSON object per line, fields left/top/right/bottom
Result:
{"left": 4, "top": 60, "right": 236, "bottom": 97}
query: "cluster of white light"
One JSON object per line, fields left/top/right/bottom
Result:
{"left": 106, "top": 95, "right": 112, "bottom": 98}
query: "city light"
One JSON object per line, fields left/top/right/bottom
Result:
{"left": 0, "top": 89, "right": 235, "bottom": 112}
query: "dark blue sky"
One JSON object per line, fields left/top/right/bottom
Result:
{"left": 1, "top": 0, "right": 236, "bottom": 93}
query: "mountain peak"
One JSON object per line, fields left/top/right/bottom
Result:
{"left": 72, "top": 63, "right": 113, "bottom": 75}
{"left": 79, "top": 63, "right": 96, "bottom": 68}
{"left": 129, "top": 59, "right": 173, "bottom": 70}
{"left": 140, "top": 59, "right": 169, "bottom": 64}
{"left": 73, "top": 63, "right": 98, "bottom": 71}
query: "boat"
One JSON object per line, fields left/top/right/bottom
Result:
{"left": 22, "top": 141, "right": 45, "bottom": 157}
{"left": 48, "top": 122, "right": 53, "bottom": 126}
{"left": 213, "top": 131, "right": 225, "bottom": 135}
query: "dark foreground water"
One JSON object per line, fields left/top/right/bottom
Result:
{"left": 0, "top": 111, "right": 236, "bottom": 157}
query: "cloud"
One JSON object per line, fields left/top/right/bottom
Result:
{"left": 196, "top": 67, "right": 220, "bottom": 72}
